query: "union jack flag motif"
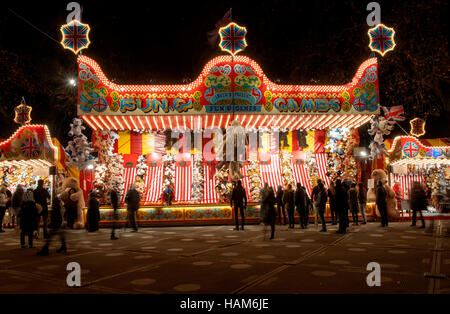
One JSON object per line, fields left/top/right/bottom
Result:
{"left": 60, "top": 20, "right": 91, "bottom": 54}
{"left": 402, "top": 141, "right": 419, "bottom": 158}
{"left": 14, "top": 97, "right": 32, "bottom": 125}
{"left": 20, "top": 137, "right": 41, "bottom": 158}
{"left": 219, "top": 22, "right": 247, "bottom": 56}
{"left": 368, "top": 24, "right": 396, "bottom": 56}
{"left": 382, "top": 105, "right": 405, "bottom": 123}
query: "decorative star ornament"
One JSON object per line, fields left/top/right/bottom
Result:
{"left": 367, "top": 24, "right": 396, "bottom": 56}
{"left": 14, "top": 97, "right": 32, "bottom": 125}
{"left": 60, "top": 19, "right": 91, "bottom": 54}
{"left": 410, "top": 118, "right": 426, "bottom": 137}
{"left": 218, "top": 22, "right": 248, "bottom": 56}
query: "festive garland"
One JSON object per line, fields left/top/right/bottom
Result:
{"left": 280, "top": 150, "right": 295, "bottom": 188}
{"left": 247, "top": 153, "right": 261, "bottom": 201}
{"left": 191, "top": 154, "right": 204, "bottom": 203}
{"left": 135, "top": 155, "right": 148, "bottom": 196}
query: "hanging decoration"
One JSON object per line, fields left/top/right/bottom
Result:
{"left": 162, "top": 153, "right": 176, "bottom": 201}
{"left": 65, "top": 118, "right": 95, "bottom": 169}
{"left": 14, "top": 97, "right": 32, "bottom": 126}
{"left": 410, "top": 118, "right": 426, "bottom": 137}
{"left": 367, "top": 24, "right": 396, "bottom": 56}
{"left": 218, "top": 22, "right": 248, "bottom": 56}
{"left": 60, "top": 19, "right": 91, "bottom": 54}
{"left": 280, "top": 150, "right": 295, "bottom": 188}
{"left": 191, "top": 154, "right": 204, "bottom": 203}
{"left": 247, "top": 152, "right": 261, "bottom": 201}
{"left": 367, "top": 116, "right": 394, "bottom": 159}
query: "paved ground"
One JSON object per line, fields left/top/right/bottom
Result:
{"left": 0, "top": 220, "right": 449, "bottom": 294}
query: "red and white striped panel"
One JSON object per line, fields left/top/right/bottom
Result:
{"left": 121, "top": 167, "right": 137, "bottom": 203}
{"left": 144, "top": 164, "right": 164, "bottom": 204}
{"left": 175, "top": 156, "right": 193, "bottom": 202}
{"left": 393, "top": 174, "right": 424, "bottom": 200}
{"left": 259, "top": 154, "right": 283, "bottom": 190}
{"left": 292, "top": 162, "right": 312, "bottom": 196}
{"left": 240, "top": 164, "right": 251, "bottom": 198}
{"left": 315, "top": 153, "right": 331, "bottom": 188}
{"left": 203, "top": 163, "right": 219, "bottom": 204}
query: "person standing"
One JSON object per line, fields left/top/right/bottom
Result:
{"left": 5, "top": 186, "right": 12, "bottom": 228}
{"left": 294, "top": 183, "right": 307, "bottom": 229}
{"left": 37, "top": 193, "right": 67, "bottom": 255}
{"left": 0, "top": 185, "right": 8, "bottom": 233}
{"left": 283, "top": 184, "right": 295, "bottom": 229}
{"left": 86, "top": 190, "right": 100, "bottom": 232}
{"left": 231, "top": 180, "right": 247, "bottom": 231}
{"left": 12, "top": 185, "right": 24, "bottom": 228}
{"left": 311, "top": 180, "right": 322, "bottom": 227}
{"left": 260, "top": 183, "right": 269, "bottom": 206}
{"left": 348, "top": 183, "right": 359, "bottom": 225}
{"left": 110, "top": 189, "right": 119, "bottom": 240}
{"left": 33, "top": 180, "right": 51, "bottom": 238}
{"left": 125, "top": 185, "right": 140, "bottom": 232}
{"left": 163, "top": 186, "right": 174, "bottom": 205}
{"left": 275, "top": 186, "right": 286, "bottom": 225}
{"left": 315, "top": 181, "right": 328, "bottom": 232}
{"left": 328, "top": 182, "right": 337, "bottom": 225}
{"left": 63, "top": 188, "right": 79, "bottom": 229}
{"left": 19, "top": 190, "right": 39, "bottom": 248}
{"left": 357, "top": 182, "right": 367, "bottom": 224}
{"left": 410, "top": 182, "right": 426, "bottom": 228}
{"left": 303, "top": 186, "right": 312, "bottom": 228}
{"left": 262, "top": 186, "right": 277, "bottom": 239}
{"left": 376, "top": 180, "right": 389, "bottom": 227}
{"left": 335, "top": 179, "right": 348, "bottom": 234}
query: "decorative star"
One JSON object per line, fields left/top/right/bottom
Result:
{"left": 218, "top": 22, "right": 248, "bottom": 56}
{"left": 14, "top": 97, "right": 32, "bottom": 125}
{"left": 367, "top": 24, "right": 396, "bottom": 56}
{"left": 60, "top": 19, "right": 91, "bottom": 54}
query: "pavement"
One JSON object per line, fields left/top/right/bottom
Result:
{"left": 0, "top": 220, "right": 449, "bottom": 294}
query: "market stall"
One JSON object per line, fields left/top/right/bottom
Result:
{"left": 386, "top": 136, "right": 450, "bottom": 214}
{"left": 75, "top": 23, "right": 381, "bottom": 226}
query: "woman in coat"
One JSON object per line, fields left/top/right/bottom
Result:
{"left": 328, "top": 182, "right": 337, "bottom": 225}
{"left": 11, "top": 184, "right": 24, "bottom": 228}
{"left": 335, "top": 179, "right": 349, "bottom": 234}
{"left": 283, "top": 184, "right": 295, "bottom": 229}
{"left": 376, "top": 180, "right": 388, "bottom": 227}
{"left": 357, "top": 182, "right": 367, "bottom": 224}
{"left": 410, "top": 182, "right": 426, "bottom": 228}
{"left": 19, "top": 190, "right": 39, "bottom": 248}
{"left": 86, "top": 190, "right": 100, "bottom": 232}
{"left": 348, "top": 183, "right": 359, "bottom": 225}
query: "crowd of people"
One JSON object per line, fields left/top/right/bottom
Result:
{"left": 0, "top": 176, "right": 431, "bottom": 251}
{"left": 229, "top": 177, "right": 430, "bottom": 239}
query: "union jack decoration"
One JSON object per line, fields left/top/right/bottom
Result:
{"left": 402, "top": 141, "right": 419, "bottom": 158}
{"left": 60, "top": 19, "right": 91, "bottom": 54}
{"left": 20, "top": 137, "right": 41, "bottom": 158}
{"left": 382, "top": 105, "right": 405, "bottom": 123}
{"left": 368, "top": 24, "right": 396, "bottom": 56}
{"left": 219, "top": 22, "right": 247, "bottom": 56}
{"left": 410, "top": 118, "right": 426, "bottom": 137}
{"left": 14, "top": 97, "right": 32, "bottom": 125}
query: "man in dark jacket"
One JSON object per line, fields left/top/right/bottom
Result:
{"left": 33, "top": 180, "right": 50, "bottom": 238}
{"left": 294, "top": 183, "right": 307, "bottom": 228}
{"left": 231, "top": 180, "right": 247, "bottom": 231}
{"left": 125, "top": 185, "right": 140, "bottom": 232}
{"left": 283, "top": 184, "right": 295, "bottom": 228}
{"left": 110, "top": 189, "right": 119, "bottom": 240}
{"left": 410, "top": 182, "right": 426, "bottom": 228}
{"left": 335, "top": 179, "right": 349, "bottom": 234}
{"left": 376, "top": 180, "right": 388, "bottom": 227}
{"left": 275, "top": 186, "right": 286, "bottom": 225}
{"left": 311, "top": 179, "right": 323, "bottom": 226}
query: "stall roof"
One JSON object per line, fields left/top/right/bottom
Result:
{"left": 0, "top": 124, "right": 59, "bottom": 168}
{"left": 387, "top": 136, "right": 450, "bottom": 166}
{"left": 77, "top": 55, "right": 379, "bottom": 130}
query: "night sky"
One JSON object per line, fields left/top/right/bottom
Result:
{"left": 1, "top": 0, "right": 448, "bottom": 145}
